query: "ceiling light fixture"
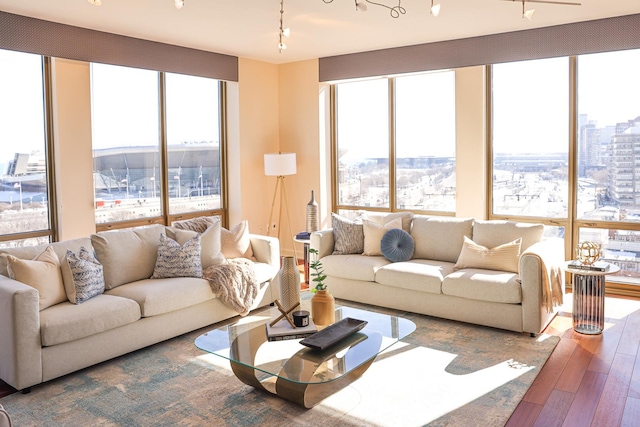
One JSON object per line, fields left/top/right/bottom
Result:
{"left": 430, "top": 0, "right": 441, "bottom": 17}
{"left": 175, "top": 0, "right": 184, "bottom": 10}
{"left": 354, "top": 0, "right": 368, "bottom": 12}
{"left": 522, "top": 0, "right": 534, "bottom": 19}
{"left": 325, "top": 0, "right": 405, "bottom": 19}
{"left": 87, "top": 0, "right": 102, "bottom": 6}
{"left": 278, "top": 0, "right": 290, "bottom": 53}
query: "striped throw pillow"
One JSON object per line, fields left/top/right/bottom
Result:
{"left": 151, "top": 234, "right": 203, "bottom": 279}
{"left": 454, "top": 236, "right": 522, "bottom": 273}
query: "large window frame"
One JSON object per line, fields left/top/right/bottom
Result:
{"left": 0, "top": 53, "right": 57, "bottom": 247}
{"left": 91, "top": 65, "right": 228, "bottom": 232}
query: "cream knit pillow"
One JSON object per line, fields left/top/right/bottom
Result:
{"left": 362, "top": 218, "right": 403, "bottom": 256}
{"left": 454, "top": 236, "right": 522, "bottom": 273}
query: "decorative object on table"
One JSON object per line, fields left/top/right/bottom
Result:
{"left": 575, "top": 241, "right": 600, "bottom": 265}
{"left": 306, "top": 190, "right": 319, "bottom": 233}
{"left": 568, "top": 260, "right": 610, "bottom": 272}
{"left": 309, "top": 248, "right": 335, "bottom": 325}
{"left": 292, "top": 310, "right": 310, "bottom": 327}
{"left": 270, "top": 299, "right": 300, "bottom": 329}
{"left": 295, "top": 231, "right": 310, "bottom": 240}
{"left": 265, "top": 314, "right": 317, "bottom": 342}
{"left": 278, "top": 255, "right": 301, "bottom": 311}
{"left": 264, "top": 152, "right": 298, "bottom": 262}
{"left": 300, "top": 317, "right": 368, "bottom": 351}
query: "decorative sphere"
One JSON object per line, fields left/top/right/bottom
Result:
{"left": 576, "top": 241, "right": 600, "bottom": 265}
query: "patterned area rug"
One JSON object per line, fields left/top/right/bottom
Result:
{"left": 0, "top": 301, "right": 559, "bottom": 427}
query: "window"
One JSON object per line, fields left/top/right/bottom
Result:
{"left": 165, "top": 73, "right": 222, "bottom": 214}
{"left": 91, "top": 65, "right": 225, "bottom": 227}
{"left": 91, "top": 63, "right": 161, "bottom": 224}
{"left": 491, "top": 57, "right": 570, "bottom": 220}
{"left": 395, "top": 71, "right": 456, "bottom": 212}
{"left": 0, "top": 49, "right": 53, "bottom": 246}
{"left": 577, "top": 48, "right": 640, "bottom": 283}
{"left": 334, "top": 71, "right": 456, "bottom": 215}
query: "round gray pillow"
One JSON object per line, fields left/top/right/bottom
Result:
{"left": 380, "top": 228, "right": 415, "bottom": 262}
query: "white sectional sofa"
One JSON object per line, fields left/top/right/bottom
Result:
{"left": 311, "top": 214, "right": 564, "bottom": 335}
{"left": 0, "top": 223, "right": 280, "bottom": 392}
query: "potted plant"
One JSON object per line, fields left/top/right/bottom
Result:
{"left": 309, "top": 248, "right": 335, "bottom": 325}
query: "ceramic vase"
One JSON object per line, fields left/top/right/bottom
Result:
{"left": 278, "top": 256, "right": 301, "bottom": 311}
{"left": 306, "top": 190, "right": 319, "bottom": 233}
{"left": 311, "top": 289, "right": 335, "bottom": 326}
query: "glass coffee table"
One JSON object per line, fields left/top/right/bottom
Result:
{"left": 195, "top": 302, "right": 416, "bottom": 408}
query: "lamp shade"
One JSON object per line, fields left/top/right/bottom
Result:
{"left": 264, "top": 152, "right": 297, "bottom": 176}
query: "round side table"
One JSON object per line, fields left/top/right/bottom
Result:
{"left": 564, "top": 261, "right": 620, "bottom": 335}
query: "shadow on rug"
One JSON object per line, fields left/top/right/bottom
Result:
{"left": 0, "top": 301, "right": 559, "bottom": 427}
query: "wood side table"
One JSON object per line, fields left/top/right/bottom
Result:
{"left": 564, "top": 261, "right": 620, "bottom": 335}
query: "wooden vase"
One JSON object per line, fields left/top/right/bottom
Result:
{"left": 311, "top": 290, "right": 335, "bottom": 326}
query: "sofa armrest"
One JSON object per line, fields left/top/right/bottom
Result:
{"left": 0, "top": 275, "right": 43, "bottom": 391}
{"left": 310, "top": 229, "right": 334, "bottom": 259}
{"left": 249, "top": 234, "right": 280, "bottom": 270}
{"left": 519, "top": 238, "right": 566, "bottom": 334}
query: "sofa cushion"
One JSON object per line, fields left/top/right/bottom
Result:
{"left": 91, "top": 224, "right": 166, "bottom": 290}
{"left": 381, "top": 228, "right": 415, "bottom": 262}
{"left": 364, "top": 211, "right": 413, "bottom": 233}
{"left": 5, "top": 246, "right": 67, "bottom": 311}
{"left": 167, "top": 222, "right": 226, "bottom": 268}
{"left": 362, "top": 218, "right": 402, "bottom": 256}
{"left": 442, "top": 269, "right": 522, "bottom": 304}
{"left": 411, "top": 216, "right": 473, "bottom": 263}
{"left": 105, "top": 277, "right": 214, "bottom": 317}
{"left": 151, "top": 234, "right": 203, "bottom": 279}
{"left": 221, "top": 220, "right": 255, "bottom": 260}
{"left": 321, "top": 254, "right": 389, "bottom": 282}
{"left": 375, "top": 259, "right": 454, "bottom": 294}
{"left": 331, "top": 213, "right": 364, "bottom": 255}
{"left": 472, "top": 220, "right": 544, "bottom": 253}
{"left": 60, "top": 247, "right": 106, "bottom": 304}
{"left": 454, "top": 237, "right": 522, "bottom": 273}
{"left": 39, "top": 294, "right": 141, "bottom": 346}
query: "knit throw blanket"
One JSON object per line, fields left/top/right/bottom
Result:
{"left": 203, "top": 258, "right": 259, "bottom": 316}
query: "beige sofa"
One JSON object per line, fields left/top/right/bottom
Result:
{"left": 311, "top": 214, "right": 564, "bottom": 335}
{"left": 0, "top": 224, "right": 280, "bottom": 392}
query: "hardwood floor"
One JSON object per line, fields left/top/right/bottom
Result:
{"left": 2, "top": 292, "right": 639, "bottom": 427}
{"left": 507, "top": 293, "right": 640, "bottom": 427}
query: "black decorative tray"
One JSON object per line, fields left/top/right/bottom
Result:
{"left": 300, "top": 317, "right": 368, "bottom": 351}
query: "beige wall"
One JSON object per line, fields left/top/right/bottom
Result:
{"left": 51, "top": 58, "right": 96, "bottom": 240}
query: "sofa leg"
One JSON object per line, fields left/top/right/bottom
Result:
{"left": 20, "top": 387, "right": 31, "bottom": 394}
{"left": 530, "top": 332, "right": 536, "bottom": 338}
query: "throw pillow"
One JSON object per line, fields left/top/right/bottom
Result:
{"left": 5, "top": 246, "right": 66, "bottom": 310}
{"left": 221, "top": 220, "right": 255, "bottom": 259}
{"left": 167, "top": 221, "right": 226, "bottom": 268}
{"left": 331, "top": 213, "right": 364, "bottom": 255}
{"left": 172, "top": 216, "right": 220, "bottom": 234}
{"left": 151, "top": 233, "right": 204, "bottom": 279}
{"left": 454, "top": 236, "right": 522, "bottom": 273}
{"left": 61, "top": 247, "right": 105, "bottom": 304}
{"left": 362, "top": 218, "right": 403, "bottom": 256}
{"left": 364, "top": 211, "right": 414, "bottom": 233}
{"left": 381, "top": 228, "right": 415, "bottom": 262}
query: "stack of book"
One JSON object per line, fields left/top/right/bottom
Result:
{"left": 265, "top": 319, "right": 318, "bottom": 342}
{"left": 568, "top": 260, "right": 610, "bottom": 272}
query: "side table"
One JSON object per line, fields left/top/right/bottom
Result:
{"left": 294, "top": 237, "right": 310, "bottom": 285}
{"left": 564, "top": 261, "right": 620, "bottom": 335}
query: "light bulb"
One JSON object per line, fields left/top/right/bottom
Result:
{"left": 278, "top": 42, "right": 287, "bottom": 51}
{"left": 87, "top": 0, "right": 102, "bottom": 5}
{"left": 523, "top": 8, "right": 535, "bottom": 20}
{"left": 175, "top": 0, "right": 184, "bottom": 10}
{"left": 431, "top": 3, "right": 441, "bottom": 17}
{"left": 355, "top": 1, "right": 368, "bottom": 12}
{"left": 282, "top": 27, "right": 291, "bottom": 38}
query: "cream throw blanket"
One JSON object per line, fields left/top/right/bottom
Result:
{"left": 203, "top": 258, "right": 259, "bottom": 316}
{"left": 521, "top": 248, "right": 564, "bottom": 313}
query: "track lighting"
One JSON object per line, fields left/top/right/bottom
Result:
{"left": 430, "top": 0, "right": 441, "bottom": 17}
{"left": 175, "top": 0, "right": 184, "bottom": 10}
{"left": 278, "top": 0, "right": 290, "bottom": 53}
{"left": 87, "top": 0, "right": 102, "bottom": 6}
{"left": 522, "top": 0, "right": 534, "bottom": 20}
{"left": 354, "top": 0, "right": 368, "bottom": 12}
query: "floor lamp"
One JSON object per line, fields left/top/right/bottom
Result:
{"left": 264, "top": 152, "right": 299, "bottom": 263}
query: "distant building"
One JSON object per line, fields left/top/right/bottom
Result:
{"left": 609, "top": 116, "right": 640, "bottom": 208}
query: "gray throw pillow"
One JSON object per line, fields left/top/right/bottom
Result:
{"left": 151, "top": 234, "right": 203, "bottom": 279}
{"left": 332, "top": 213, "right": 364, "bottom": 255}
{"left": 62, "top": 247, "right": 105, "bottom": 304}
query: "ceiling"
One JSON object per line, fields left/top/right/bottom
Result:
{"left": 1, "top": 0, "right": 639, "bottom": 64}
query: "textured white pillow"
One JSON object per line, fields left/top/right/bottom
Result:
{"left": 362, "top": 218, "right": 403, "bottom": 256}
{"left": 221, "top": 220, "right": 255, "bottom": 259}
{"left": 151, "top": 234, "right": 203, "bottom": 279}
{"left": 5, "top": 246, "right": 66, "bottom": 310}
{"left": 454, "top": 236, "right": 522, "bottom": 273}
{"left": 364, "top": 211, "right": 413, "bottom": 233}
{"left": 61, "top": 247, "right": 105, "bottom": 304}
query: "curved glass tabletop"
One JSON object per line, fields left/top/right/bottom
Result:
{"left": 195, "top": 303, "right": 416, "bottom": 385}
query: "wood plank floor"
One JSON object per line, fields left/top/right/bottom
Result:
{"left": 2, "top": 292, "right": 640, "bottom": 427}
{"left": 507, "top": 293, "right": 640, "bottom": 427}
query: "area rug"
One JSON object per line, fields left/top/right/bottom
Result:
{"left": 0, "top": 301, "right": 559, "bottom": 427}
